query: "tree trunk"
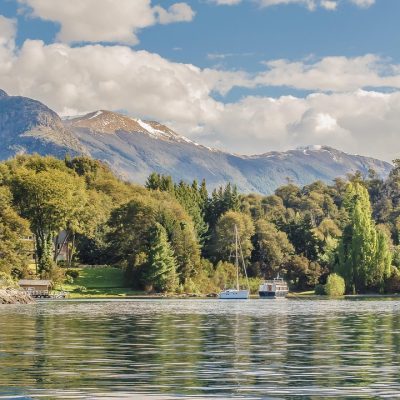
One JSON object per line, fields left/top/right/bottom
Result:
{"left": 68, "top": 233, "right": 76, "bottom": 268}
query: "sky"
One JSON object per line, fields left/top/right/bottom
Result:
{"left": 0, "top": 0, "right": 399, "bottom": 160}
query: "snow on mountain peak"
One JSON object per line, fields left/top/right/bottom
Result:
{"left": 88, "top": 110, "right": 104, "bottom": 120}
{"left": 64, "top": 110, "right": 206, "bottom": 147}
{"left": 296, "top": 145, "right": 323, "bottom": 151}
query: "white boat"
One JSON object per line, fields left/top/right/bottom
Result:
{"left": 219, "top": 289, "right": 249, "bottom": 299}
{"left": 218, "top": 225, "right": 250, "bottom": 300}
{"left": 259, "top": 276, "right": 289, "bottom": 299}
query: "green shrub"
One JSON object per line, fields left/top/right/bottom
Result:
{"left": 183, "top": 278, "right": 199, "bottom": 294}
{"left": 239, "top": 277, "right": 262, "bottom": 295}
{"left": 66, "top": 269, "right": 80, "bottom": 279}
{"left": 385, "top": 267, "right": 400, "bottom": 293}
{"left": 314, "top": 284, "right": 326, "bottom": 295}
{"left": 324, "top": 273, "right": 345, "bottom": 297}
{"left": 73, "top": 286, "right": 87, "bottom": 293}
{"left": 0, "top": 272, "right": 16, "bottom": 288}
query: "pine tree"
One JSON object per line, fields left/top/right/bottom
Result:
{"left": 200, "top": 179, "right": 208, "bottom": 206}
{"left": 145, "top": 173, "right": 161, "bottom": 190}
{"left": 142, "top": 223, "right": 177, "bottom": 292}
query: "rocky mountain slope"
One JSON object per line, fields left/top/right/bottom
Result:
{"left": 0, "top": 90, "right": 85, "bottom": 159}
{"left": 0, "top": 90, "right": 393, "bottom": 194}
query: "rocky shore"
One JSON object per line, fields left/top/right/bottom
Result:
{"left": 0, "top": 289, "right": 34, "bottom": 304}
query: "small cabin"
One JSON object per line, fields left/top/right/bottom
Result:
{"left": 19, "top": 279, "right": 52, "bottom": 298}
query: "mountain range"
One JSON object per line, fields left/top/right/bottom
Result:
{"left": 0, "top": 89, "right": 392, "bottom": 194}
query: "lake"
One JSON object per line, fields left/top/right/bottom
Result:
{"left": 1, "top": 298, "right": 400, "bottom": 399}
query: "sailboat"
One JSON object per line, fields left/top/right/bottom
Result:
{"left": 218, "top": 225, "right": 250, "bottom": 300}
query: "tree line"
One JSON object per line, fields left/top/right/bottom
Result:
{"left": 0, "top": 154, "right": 399, "bottom": 294}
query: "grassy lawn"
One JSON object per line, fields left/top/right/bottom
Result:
{"left": 57, "top": 266, "right": 147, "bottom": 298}
{"left": 287, "top": 290, "right": 316, "bottom": 297}
{"left": 67, "top": 288, "right": 148, "bottom": 298}
{"left": 73, "top": 267, "right": 126, "bottom": 288}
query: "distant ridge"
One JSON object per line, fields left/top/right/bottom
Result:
{"left": 0, "top": 91, "right": 393, "bottom": 194}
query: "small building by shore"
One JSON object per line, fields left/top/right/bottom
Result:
{"left": 19, "top": 279, "right": 52, "bottom": 298}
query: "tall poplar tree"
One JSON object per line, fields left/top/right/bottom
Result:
{"left": 336, "top": 183, "right": 392, "bottom": 293}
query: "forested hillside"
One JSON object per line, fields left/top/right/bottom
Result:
{"left": 1, "top": 154, "right": 399, "bottom": 294}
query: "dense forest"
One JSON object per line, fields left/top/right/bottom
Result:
{"left": 1, "top": 154, "right": 400, "bottom": 295}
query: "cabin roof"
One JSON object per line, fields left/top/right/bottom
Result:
{"left": 19, "top": 279, "right": 52, "bottom": 286}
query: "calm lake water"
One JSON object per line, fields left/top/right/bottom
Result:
{"left": 1, "top": 299, "right": 400, "bottom": 399}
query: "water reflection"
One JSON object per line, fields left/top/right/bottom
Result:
{"left": 1, "top": 299, "right": 400, "bottom": 398}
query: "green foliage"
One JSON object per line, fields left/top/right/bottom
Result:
{"left": 65, "top": 269, "right": 80, "bottom": 279}
{"left": 0, "top": 271, "right": 16, "bottom": 288}
{"left": 145, "top": 173, "right": 208, "bottom": 243}
{"left": 73, "top": 286, "right": 87, "bottom": 293}
{"left": 385, "top": 267, "right": 400, "bottom": 294}
{"left": 0, "top": 154, "right": 396, "bottom": 295}
{"left": 212, "top": 261, "right": 237, "bottom": 289}
{"left": 8, "top": 161, "right": 88, "bottom": 274}
{"left": 141, "top": 223, "right": 178, "bottom": 292}
{"left": 214, "top": 211, "right": 255, "bottom": 262}
{"left": 0, "top": 187, "right": 30, "bottom": 277}
{"left": 206, "top": 183, "right": 241, "bottom": 228}
{"left": 336, "top": 183, "right": 392, "bottom": 293}
{"left": 41, "top": 266, "right": 65, "bottom": 284}
{"left": 284, "top": 214, "right": 322, "bottom": 261}
{"left": 107, "top": 191, "right": 200, "bottom": 287}
{"left": 251, "top": 219, "right": 293, "bottom": 278}
{"left": 324, "top": 273, "right": 345, "bottom": 297}
{"left": 284, "top": 255, "right": 323, "bottom": 291}
{"left": 314, "top": 284, "right": 326, "bottom": 295}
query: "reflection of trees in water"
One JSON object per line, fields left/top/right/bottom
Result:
{"left": 283, "top": 310, "right": 400, "bottom": 392}
{"left": 2, "top": 304, "right": 400, "bottom": 396}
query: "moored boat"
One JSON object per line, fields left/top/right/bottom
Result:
{"left": 259, "top": 277, "right": 289, "bottom": 299}
{"left": 218, "top": 225, "right": 250, "bottom": 300}
{"left": 219, "top": 289, "right": 249, "bottom": 299}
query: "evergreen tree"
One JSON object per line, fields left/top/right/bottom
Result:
{"left": 199, "top": 179, "right": 208, "bottom": 206}
{"left": 142, "top": 223, "right": 177, "bottom": 292}
{"left": 171, "top": 221, "right": 201, "bottom": 283}
{"left": 145, "top": 172, "right": 161, "bottom": 190}
{"left": 336, "top": 183, "right": 392, "bottom": 293}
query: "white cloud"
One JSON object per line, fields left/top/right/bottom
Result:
{"left": 210, "top": 0, "right": 374, "bottom": 9}
{"left": 320, "top": 0, "right": 338, "bottom": 10}
{"left": 17, "top": 0, "right": 195, "bottom": 45}
{"left": 1, "top": 15, "right": 399, "bottom": 162}
{"left": 0, "top": 15, "right": 16, "bottom": 48}
{"left": 252, "top": 55, "right": 400, "bottom": 92}
{"left": 350, "top": 0, "right": 375, "bottom": 7}
{"left": 154, "top": 3, "right": 195, "bottom": 24}
{"left": 193, "top": 90, "right": 400, "bottom": 161}
{"left": 0, "top": 38, "right": 221, "bottom": 124}
{"left": 0, "top": 16, "right": 16, "bottom": 75}
{"left": 212, "top": 0, "right": 242, "bottom": 4}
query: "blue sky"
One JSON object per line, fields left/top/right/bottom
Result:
{"left": 0, "top": 0, "right": 399, "bottom": 160}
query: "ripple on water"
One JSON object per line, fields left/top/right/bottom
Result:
{"left": 1, "top": 298, "right": 400, "bottom": 398}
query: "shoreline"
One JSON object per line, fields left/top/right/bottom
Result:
{"left": 0, "top": 289, "right": 34, "bottom": 304}
{"left": 55, "top": 292, "right": 400, "bottom": 300}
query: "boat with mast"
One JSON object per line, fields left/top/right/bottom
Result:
{"left": 218, "top": 225, "right": 250, "bottom": 300}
